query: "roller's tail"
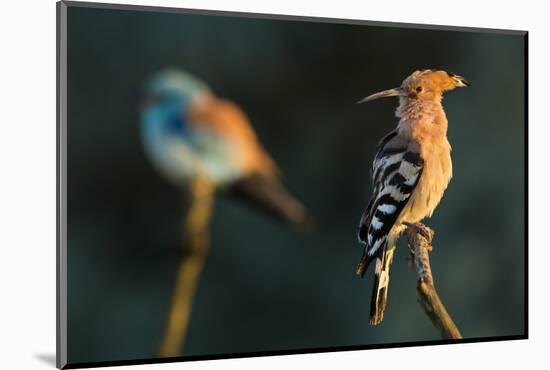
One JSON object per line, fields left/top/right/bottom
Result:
{"left": 369, "top": 245, "right": 395, "bottom": 325}
{"left": 228, "top": 173, "right": 314, "bottom": 230}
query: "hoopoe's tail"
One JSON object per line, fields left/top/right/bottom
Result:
{"left": 369, "top": 245, "right": 396, "bottom": 325}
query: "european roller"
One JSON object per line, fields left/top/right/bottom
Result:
{"left": 139, "top": 69, "right": 311, "bottom": 227}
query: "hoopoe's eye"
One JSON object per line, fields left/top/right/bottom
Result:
{"left": 416, "top": 86, "right": 423, "bottom": 93}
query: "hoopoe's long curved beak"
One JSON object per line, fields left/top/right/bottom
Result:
{"left": 357, "top": 88, "right": 403, "bottom": 104}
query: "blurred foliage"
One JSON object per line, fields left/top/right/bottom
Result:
{"left": 66, "top": 5, "right": 525, "bottom": 364}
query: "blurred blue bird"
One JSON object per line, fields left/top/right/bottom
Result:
{"left": 139, "top": 69, "right": 310, "bottom": 226}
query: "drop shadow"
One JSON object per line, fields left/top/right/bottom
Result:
{"left": 35, "top": 353, "right": 56, "bottom": 367}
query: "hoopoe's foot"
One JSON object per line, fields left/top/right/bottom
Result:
{"left": 403, "top": 222, "right": 434, "bottom": 246}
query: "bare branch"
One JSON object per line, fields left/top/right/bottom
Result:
{"left": 158, "top": 176, "right": 215, "bottom": 357}
{"left": 405, "top": 223, "right": 462, "bottom": 340}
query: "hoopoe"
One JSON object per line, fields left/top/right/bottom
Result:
{"left": 140, "top": 69, "right": 310, "bottom": 226}
{"left": 355, "top": 69, "right": 468, "bottom": 325}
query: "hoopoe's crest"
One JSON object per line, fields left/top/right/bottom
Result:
{"left": 356, "top": 69, "right": 468, "bottom": 325}
{"left": 401, "top": 70, "right": 469, "bottom": 100}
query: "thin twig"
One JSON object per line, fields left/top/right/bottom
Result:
{"left": 405, "top": 223, "right": 462, "bottom": 339}
{"left": 158, "top": 176, "right": 215, "bottom": 357}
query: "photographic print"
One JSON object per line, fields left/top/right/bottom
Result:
{"left": 57, "top": 1, "right": 527, "bottom": 368}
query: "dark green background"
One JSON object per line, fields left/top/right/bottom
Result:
{"left": 66, "top": 5, "right": 526, "bottom": 364}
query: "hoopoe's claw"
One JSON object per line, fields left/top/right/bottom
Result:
{"left": 403, "top": 222, "right": 434, "bottom": 245}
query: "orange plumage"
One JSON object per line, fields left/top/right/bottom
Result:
{"left": 188, "top": 97, "right": 279, "bottom": 182}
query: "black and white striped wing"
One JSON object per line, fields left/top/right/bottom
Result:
{"left": 357, "top": 132, "right": 424, "bottom": 275}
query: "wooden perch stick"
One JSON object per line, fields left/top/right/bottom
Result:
{"left": 158, "top": 176, "right": 215, "bottom": 357}
{"left": 405, "top": 223, "right": 462, "bottom": 340}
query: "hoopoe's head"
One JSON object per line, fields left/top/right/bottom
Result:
{"left": 358, "top": 69, "right": 468, "bottom": 104}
